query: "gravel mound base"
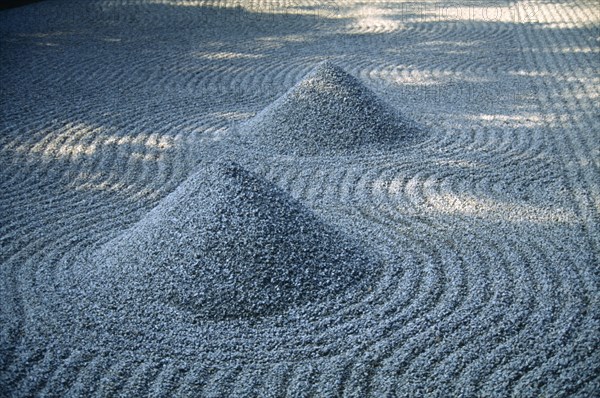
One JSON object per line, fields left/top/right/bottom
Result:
{"left": 235, "top": 61, "right": 421, "bottom": 156}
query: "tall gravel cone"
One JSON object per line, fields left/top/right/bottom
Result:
{"left": 82, "top": 161, "right": 379, "bottom": 322}
{"left": 235, "top": 61, "right": 421, "bottom": 155}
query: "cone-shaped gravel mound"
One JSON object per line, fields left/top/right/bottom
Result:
{"left": 236, "top": 62, "right": 420, "bottom": 155}
{"left": 84, "top": 161, "right": 377, "bottom": 321}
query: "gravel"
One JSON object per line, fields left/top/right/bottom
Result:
{"left": 75, "top": 160, "right": 379, "bottom": 323}
{"left": 234, "top": 61, "right": 421, "bottom": 156}
{"left": 1, "top": 0, "right": 598, "bottom": 396}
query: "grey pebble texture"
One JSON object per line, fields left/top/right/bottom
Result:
{"left": 0, "top": 0, "right": 599, "bottom": 397}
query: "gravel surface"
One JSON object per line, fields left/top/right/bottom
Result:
{"left": 0, "top": 0, "right": 598, "bottom": 397}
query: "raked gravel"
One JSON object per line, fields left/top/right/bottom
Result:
{"left": 0, "top": 0, "right": 598, "bottom": 397}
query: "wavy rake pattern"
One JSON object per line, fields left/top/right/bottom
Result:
{"left": 0, "top": 0, "right": 598, "bottom": 397}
